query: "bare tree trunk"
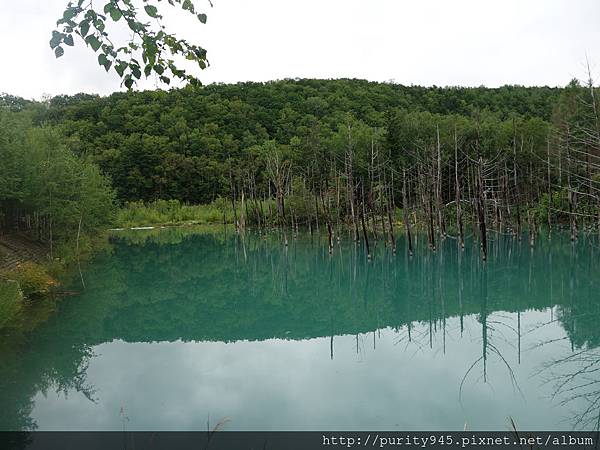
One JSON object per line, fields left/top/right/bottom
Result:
{"left": 566, "top": 127, "right": 577, "bottom": 241}
{"left": 454, "top": 125, "right": 464, "bottom": 249}
{"left": 402, "top": 169, "right": 412, "bottom": 256}
{"left": 240, "top": 189, "right": 247, "bottom": 231}
{"left": 477, "top": 156, "right": 488, "bottom": 261}
{"left": 546, "top": 134, "right": 552, "bottom": 237}
{"left": 321, "top": 190, "right": 334, "bottom": 254}
{"left": 76, "top": 215, "right": 85, "bottom": 289}
{"left": 345, "top": 123, "right": 359, "bottom": 243}
{"left": 361, "top": 182, "right": 371, "bottom": 259}
{"left": 428, "top": 192, "right": 436, "bottom": 251}
{"left": 513, "top": 123, "right": 521, "bottom": 239}
{"left": 436, "top": 125, "right": 446, "bottom": 237}
{"left": 229, "top": 166, "right": 238, "bottom": 231}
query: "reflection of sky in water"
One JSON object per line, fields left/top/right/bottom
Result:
{"left": 4, "top": 231, "right": 599, "bottom": 431}
{"left": 31, "top": 311, "right": 580, "bottom": 431}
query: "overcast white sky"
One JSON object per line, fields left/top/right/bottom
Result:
{"left": 1, "top": 0, "right": 599, "bottom": 100}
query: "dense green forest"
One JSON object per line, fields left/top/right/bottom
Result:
{"left": 1, "top": 78, "right": 599, "bottom": 262}
{"left": 0, "top": 110, "right": 114, "bottom": 258}
{"left": 36, "top": 80, "right": 562, "bottom": 202}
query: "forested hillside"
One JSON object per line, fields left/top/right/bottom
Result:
{"left": 2, "top": 78, "right": 599, "bottom": 262}
{"left": 34, "top": 79, "right": 561, "bottom": 203}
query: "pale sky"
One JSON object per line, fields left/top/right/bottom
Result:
{"left": 1, "top": 0, "right": 600, "bottom": 100}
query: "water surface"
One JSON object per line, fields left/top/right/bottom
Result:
{"left": 1, "top": 228, "right": 600, "bottom": 431}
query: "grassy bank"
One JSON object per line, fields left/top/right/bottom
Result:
{"left": 0, "top": 229, "right": 114, "bottom": 331}
{"left": 115, "top": 197, "right": 405, "bottom": 229}
{"left": 116, "top": 199, "right": 233, "bottom": 228}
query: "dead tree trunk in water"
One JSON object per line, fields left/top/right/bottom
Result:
{"left": 427, "top": 193, "right": 436, "bottom": 250}
{"left": 546, "top": 134, "right": 552, "bottom": 237}
{"left": 369, "top": 138, "right": 379, "bottom": 244}
{"left": 402, "top": 169, "right": 413, "bottom": 256}
{"left": 240, "top": 188, "right": 247, "bottom": 230}
{"left": 566, "top": 127, "right": 578, "bottom": 241}
{"left": 476, "top": 156, "right": 488, "bottom": 261}
{"left": 361, "top": 182, "right": 371, "bottom": 259}
{"left": 250, "top": 173, "right": 262, "bottom": 231}
{"left": 229, "top": 165, "right": 238, "bottom": 231}
{"left": 320, "top": 190, "right": 334, "bottom": 254}
{"left": 436, "top": 125, "right": 446, "bottom": 238}
{"left": 383, "top": 170, "right": 396, "bottom": 253}
{"left": 378, "top": 179, "right": 388, "bottom": 248}
{"left": 345, "top": 123, "right": 360, "bottom": 243}
{"left": 512, "top": 124, "right": 521, "bottom": 239}
{"left": 454, "top": 126, "right": 464, "bottom": 249}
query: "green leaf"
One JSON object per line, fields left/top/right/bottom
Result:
{"left": 102, "top": 44, "right": 115, "bottom": 57}
{"left": 85, "top": 35, "right": 102, "bottom": 52}
{"left": 144, "top": 64, "right": 152, "bottom": 77}
{"left": 55, "top": 46, "right": 65, "bottom": 58}
{"left": 124, "top": 78, "right": 134, "bottom": 89}
{"left": 49, "top": 31, "right": 62, "bottom": 49}
{"left": 115, "top": 62, "right": 126, "bottom": 77}
{"left": 109, "top": 8, "right": 122, "bottom": 21}
{"left": 182, "top": 0, "right": 195, "bottom": 13}
{"left": 98, "top": 54, "right": 112, "bottom": 72}
{"left": 80, "top": 20, "right": 90, "bottom": 37}
{"left": 194, "top": 47, "right": 207, "bottom": 59}
{"left": 64, "top": 34, "right": 74, "bottom": 46}
{"left": 197, "top": 13, "right": 207, "bottom": 24}
{"left": 143, "top": 40, "right": 158, "bottom": 65}
{"left": 144, "top": 5, "right": 159, "bottom": 18}
{"left": 132, "top": 66, "right": 142, "bottom": 79}
{"left": 63, "top": 7, "right": 78, "bottom": 22}
{"left": 159, "top": 75, "right": 171, "bottom": 85}
{"left": 95, "top": 19, "right": 105, "bottom": 32}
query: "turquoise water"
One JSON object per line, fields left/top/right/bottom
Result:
{"left": 1, "top": 228, "right": 600, "bottom": 431}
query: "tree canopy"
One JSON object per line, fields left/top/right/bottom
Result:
{"left": 29, "top": 79, "right": 561, "bottom": 204}
{"left": 0, "top": 110, "right": 115, "bottom": 255}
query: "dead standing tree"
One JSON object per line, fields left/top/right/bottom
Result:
{"left": 454, "top": 125, "right": 465, "bottom": 249}
{"left": 265, "top": 143, "right": 292, "bottom": 234}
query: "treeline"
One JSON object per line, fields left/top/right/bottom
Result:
{"left": 23, "top": 79, "right": 561, "bottom": 204}
{"left": 0, "top": 110, "right": 115, "bottom": 259}
{"left": 2, "top": 77, "right": 599, "bottom": 258}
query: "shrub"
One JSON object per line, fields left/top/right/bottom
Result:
{"left": 3, "top": 262, "right": 58, "bottom": 297}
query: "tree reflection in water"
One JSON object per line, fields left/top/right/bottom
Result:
{"left": 1, "top": 227, "right": 599, "bottom": 430}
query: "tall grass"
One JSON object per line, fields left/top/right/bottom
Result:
{"left": 115, "top": 196, "right": 407, "bottom": 229}
{"left": 116, "top": 198, "right": 233, "bottom": 228}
